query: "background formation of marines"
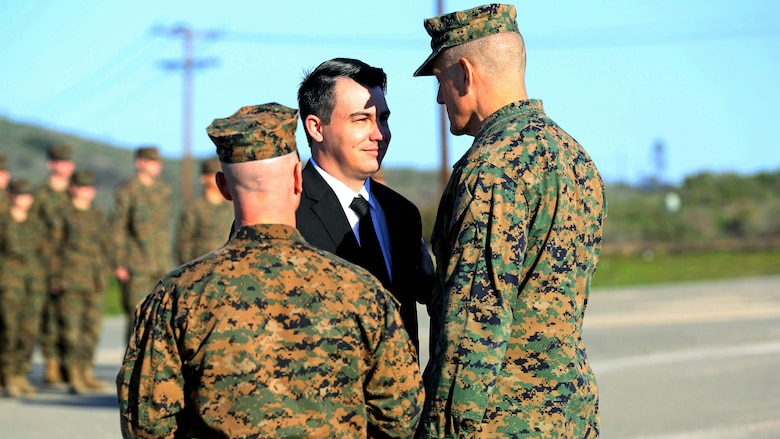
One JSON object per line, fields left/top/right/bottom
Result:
{"left": 0, "top": 145, "right": 231, "bottom": 398}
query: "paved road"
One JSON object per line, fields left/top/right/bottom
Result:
{"left": 2, "top": 275, "right": 779, "bottom": 438}
{"left": 581, "top": 276, "right": 780, "bottom": 438}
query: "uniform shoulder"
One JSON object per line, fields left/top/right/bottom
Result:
{"left": 295, "top": 239, "right": 386, "bottom": 289}
{"left": 115, "top": 178, "right": 138, "bottom": 192}
{"left": 159, "top": 249, "right": 222, "bottom": 289}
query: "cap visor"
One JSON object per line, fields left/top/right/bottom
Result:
{"left": 413, "top": 52, "right": 439, "bottom": 77}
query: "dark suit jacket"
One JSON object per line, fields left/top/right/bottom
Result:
{"left": 296, "top": 161, "right": 432, "bottom": 351}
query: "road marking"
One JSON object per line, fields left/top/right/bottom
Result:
{"left": 592, "top": 341, "right": 780, "bottom": 374}
{"left": 585, "top": 306, "right": 780, "bottom": 328}
{"left": 630, "top": 418, "right": 780, "bottom": 439}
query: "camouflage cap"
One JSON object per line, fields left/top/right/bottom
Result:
{"left": 8, "top": 179, "right": 33, "bottom": 195}
{"left": 47, "top": 144, "right": 74, "bottom": 161}
{"left": 206, "top": 103, "right": 298, "bottom": 163}
{"left": 70, "top": 170, "right": 95, "bottom": 187}
{"left": 200, "top": 157, "right": 222, "bottom": 175}
{"left": 413, "top": 3, "right": 519, "bottom": 77}
{"left": 135, "top": 146, "right": 161, "bottom": 161}
{"left": 0, "top": 153, "right": 7, "bottom": 170}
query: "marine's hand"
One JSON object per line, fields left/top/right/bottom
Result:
{"left": 115, "top": 266, "right": 130, "bottom": 283}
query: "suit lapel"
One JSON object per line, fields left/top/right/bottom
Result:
{"left": 301, "top": 163, "right": 359, "bottom": 254}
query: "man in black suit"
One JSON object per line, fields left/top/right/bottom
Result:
{"left": 296, "top": 58, "right": 433, "bottom": 352}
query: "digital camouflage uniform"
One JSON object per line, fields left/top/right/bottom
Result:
{"left": 0, "top": 181, "right": 47, "bottom": 391}
{"left": 415, "top": 4, "right": 606, "bottom": 438}
{"left": 117, "top": 224, "right": 424, "bottom": 439}
{"left": 414, "top": 5, "right": 606, "bottom": 437}
{"left": 33, "top": 174, "right": 71, "bottom": 366}
{"left": 174, "top": 159, "right": 232, "bottom": 264}
{"left": 118, "top": 103, "right": 425, "bottom": 438}
{"left": 174, "top": 195, "right": 232, "bottom": 264}
{"left": 54, "top": 191, "right": 111, "bottom": 383}
{"left": 423, "top": 100, "right": 606, "bottom": 438}
{"left": 110, "top": 171, "right": 173, "bottom": 320}
{"left": 0, "top": 186, "right": 7, "bottom": 214}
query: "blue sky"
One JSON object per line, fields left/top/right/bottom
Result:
{"left": 1, "top": 0, "right": 778, "bottom": 184}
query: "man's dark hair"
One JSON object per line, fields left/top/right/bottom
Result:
{"left": 297, "top": 58, "right": 387, "bottom": 145}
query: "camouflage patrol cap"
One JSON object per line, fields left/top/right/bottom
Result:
{"left": 206, "top": 103, "right": 298, "bottom": 163}
{"left": 135, "top": 146, "right": 161, "bottom": 161}
{"left": 200, "top": 157, "right": 222, "bottom": 175}
{"left": 414, "top": 3, "right": 519, "bottom": 77}
{"left": 70, "top": 170, "right": 95, "bottom": 187}
{"left": 47, "top": 144, "right": 73, "bottom": 161}
{"left": 8, "top": 179, "right": 33, "bottom": 195}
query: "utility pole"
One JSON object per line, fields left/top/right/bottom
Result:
{"left": 157, "top": 25, "right": 219, "bottom": 203}
{"left": 653, "top": 139, "right": 666, "bottom": 188}
{"left": 437, "top": 0, "right": 450, "bottom": 192}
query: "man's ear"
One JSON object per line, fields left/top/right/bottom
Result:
{"left": 304, "top": 114, "right": 324, "bottom": 143}
{"left": 457, "top": 57, "right": 475, "bottom": 95}
{"left": 215, "top": 171, "right": 232, "bottom": 201}
{"left": 293, "top": 160, "right": 303, "bottom": 195}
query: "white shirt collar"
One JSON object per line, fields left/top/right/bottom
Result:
{"left": 310, "top": 159, "right": 373, "bottom": 210}
{"left": 308, "top": 159, "right": 392, "bottom": 278}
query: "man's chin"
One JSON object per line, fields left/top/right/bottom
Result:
{"left": 449, "top": 126, "right": 467, "bottom": 136}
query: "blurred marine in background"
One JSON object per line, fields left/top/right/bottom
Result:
{"left": 174, "top": 157, "right": 233, "bottom": 264}
{"left": 54, "top": 170, "right": 112, "bottom": 394}
{"left": 110, "top": 146, "right": 173, "bottom": 341}
{"left": 0, "top": 179, "right": 47, "bottom": 397}
{"left": 33, "top": 144, "right": 75, "bottom": 386}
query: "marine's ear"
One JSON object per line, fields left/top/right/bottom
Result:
{"left": 215, "top": 171, "right": 232, "bottom": 201}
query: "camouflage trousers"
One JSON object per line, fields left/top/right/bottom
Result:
{"left": 0, "top": 270, "right": 46, "bottom": 376}
{"left": 58, "top": 288, "right": 104, "bottom": 368}
{"left": 40, "top": 288, "right": 64, "bottom": 360}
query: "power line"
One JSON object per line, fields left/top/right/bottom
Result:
{"left": 34, "top": 34, "right": 168, "bottom": 115}
{"left": 528, "top": 22, "right": 780, "bottom": 51}
{"left": 217, "top": 30, "right": 423, "bottom": 48}
{"left": 0, "top": 0, "right": 49, "bottom": 48}
{"left": 187, "top": 19, "right": 778, "bottom": 53}
{"left": 76, "top": 70, "right": 175, "bottom": 133}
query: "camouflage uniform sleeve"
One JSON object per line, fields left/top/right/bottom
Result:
{"left": 422, "top": 165, "right": 523, "bottom": 437}
{"left": 0, "top": 212, "right": 7, "bottom": 252}
{"left": 116, "top": 280, "right": 184, "bottom": 439}
{"left": 174, "top": 207, "right": 196, "bottom": 265}
{"left": 364, "top": 288, "right": 425, "bottom": 437}
{"left": 50, "top": 209, "right": 70, "bottom": 290}
{"left": 34, "top": 193, "right": 66, "bottom": 281}
{"left": 109, "top": 185, "right": 132, "bottom": 268}
{"left": 100, "top": 210, "right": 114, "bottom": 271}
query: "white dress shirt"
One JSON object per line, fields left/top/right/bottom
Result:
{"left": 310, "top": 160, "right": 392, "bottom": 280}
